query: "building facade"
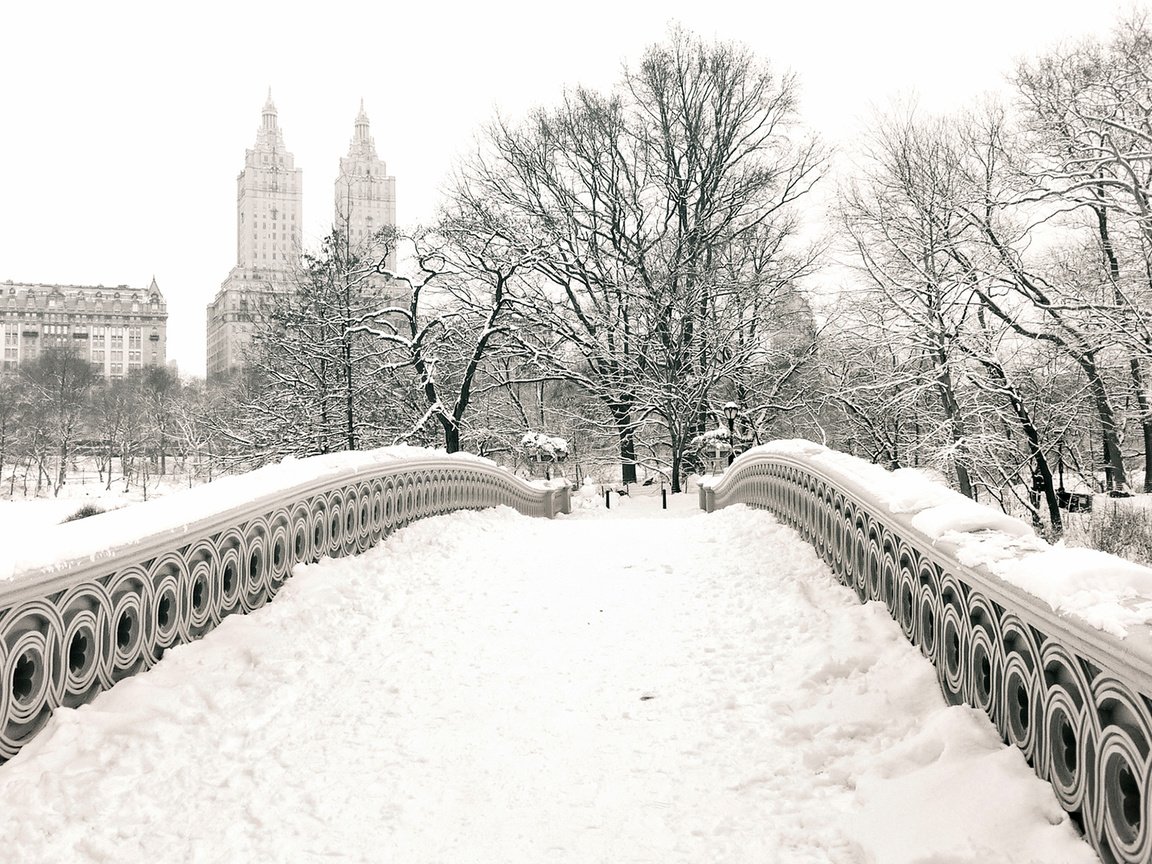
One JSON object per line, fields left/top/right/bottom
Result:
{"left": 205, "top": 91, "right": 304, "bottom": 380}
{"left": 206, "top": 94, "right": 397, "bottom": 381}
{"left": 1, "top": 279, "right": 168, "bottom": 378}
{"left": 335, "top": 100, "right": 398, "bottom": 274}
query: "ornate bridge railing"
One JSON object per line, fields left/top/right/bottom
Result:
{"left": 701, "top": 442, "right": 1152, "bottom": 864}
{"left": 0, "top": 449, "right": 569, "bottom": 764}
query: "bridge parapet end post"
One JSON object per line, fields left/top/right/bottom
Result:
{"left": 698, "top": 484, "right": 716, "bottom": 513}
{"left": 702, "top": 439, "right": 1152, "bottom": 864}
{"left": 551, "top": 483, "right": 572, "bottom": 516}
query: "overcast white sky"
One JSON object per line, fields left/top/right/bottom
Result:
{"left": 0, "top": 0, "right": 1132, "bottom": 377}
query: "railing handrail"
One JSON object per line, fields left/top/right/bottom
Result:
{"left": 702, "top": 444, "right": 1152, "bottom": 697}
{"left": 700, "top": 440, "right": 1152, "bottom": 863}
{"left": 1, "top": 449, "right": 560, "bottom": 604}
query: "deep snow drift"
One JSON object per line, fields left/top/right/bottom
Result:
{"left": 0, "top": 499, "right": 1095, "bottom": 863}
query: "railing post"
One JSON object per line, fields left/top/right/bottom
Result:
{"left": 553, "top": 483, "right": 571, "bottom": 516}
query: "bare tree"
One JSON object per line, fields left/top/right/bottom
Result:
{"left": 357, "top": 223, "right": 527, "bottom": 453}
{"left": 454, "top": 27, "right": 824, "bottom": 483}
{"left": 1013, "top": 15, "right": 1152, "bottom": 489}
{"left": 20, "top": 348, "right": 94, "bottom": 496}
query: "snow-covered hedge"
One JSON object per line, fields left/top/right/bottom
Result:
{"left": 702, "top": 441, "right": 1152, "bottom": 864}
{"left": 0, "top": 448, "right": 570, "bottom": 763}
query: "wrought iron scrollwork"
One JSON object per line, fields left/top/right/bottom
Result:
{"left": 702, "top": 452, "right": 1152, "bottom": 863}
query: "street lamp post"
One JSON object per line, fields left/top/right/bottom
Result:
{"left": 723, "top": 401, "right": 740, "bottom": 466}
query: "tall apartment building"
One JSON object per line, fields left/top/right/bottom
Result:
{"left": 206, "top": 94, "right": 397, "bottom": 381}
{"left": 336, "top": 100, "right": 398, "bottom": 274}
{"left": 205, "top": 91, "right": 303, "bottom": 380}
{"left": 1, "top": 279, "right": 168, "bottom": 378}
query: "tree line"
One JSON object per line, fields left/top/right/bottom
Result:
{"left": 0, "top": 353, "right": 190, "bottom": 497}
{"left": 5, "top": 18, "right": 1152, "bottom": 536}
{"left": 207, "top": 26, "right": 824, "bottom": 493}
{"left": 825, "top": 12, "right": 1152, "bottom": 533}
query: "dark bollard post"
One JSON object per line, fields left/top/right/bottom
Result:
{"left": 662, "top": 487, "right": 667, "bottom": 509}
{"left": 605, "top": 489, "right": 610, "bottom": 509}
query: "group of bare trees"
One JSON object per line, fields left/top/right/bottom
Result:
{"left": 10, "top": 22, "right": 1150, "bottom": 518}
{"left": 447, "top": 28, "right": 824, "bottom": 490}
{"left": 201, "top": 28, "right": 824, "bottom": 490}
{"left": 0, "top": 352, "right": 188, "bottom": 497}
{"left": 822, "top": 14, "right": 1152, "bottom": 532}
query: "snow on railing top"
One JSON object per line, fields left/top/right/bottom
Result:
{"left": 0, "top": 447, "right": 553, "bottom": 588}
{"left": 703, "top": 440, "right": 1152, "bottom": 640}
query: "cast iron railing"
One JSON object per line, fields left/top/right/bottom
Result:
{"left": 701, "top": 445, "right": 1152, "bottom": 864}
{"left": 0, "top": 450, "right": 569, "bottom": 763}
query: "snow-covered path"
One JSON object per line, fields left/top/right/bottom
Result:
{"left": 0, "top": 500, "right": 1096, "bottom": 863}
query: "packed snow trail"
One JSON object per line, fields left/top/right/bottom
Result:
{"left": 0, "top": 499, "right": 1095, "bottom": 863}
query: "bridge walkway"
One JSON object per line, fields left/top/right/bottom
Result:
{"left": 0, "top": 497, "right": 1093, "bottom": 863}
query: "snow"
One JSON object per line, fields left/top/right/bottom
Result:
{"left": 0, "top": 499, "right": 1094, "bottom": 863}
{"left": 0, "top": 446, "right": 504, "bottom": 585}
{"left": 520, "top": 431, "right": 570, "bottom": 461}
{"left": 714, "top": 441, "right": 1152, "bottom": 639}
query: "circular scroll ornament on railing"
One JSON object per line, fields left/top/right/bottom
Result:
{"left": 183, "top": 538, "right": 219, "bottom": 640}
{"left": 216, "top": 526, "right": 245, "bottom": 617}
{"left": 240, "top": 515, "right": 271, "bottom": 613}
{"left": 1, "top": 598, "right": 64, "bottom": 759}
{"left": 964, "top": 592, "right": 1003, "bottom": 725}
{"left": 936, "top": 573, "right": 970, "bottom": 705}
{"left": 1040, "top": 641, "right": 1100, "bottom": 827}
{"left": 1091, "top": 675, "right": 1152, "bottom": 864}
{"left": 147, "top": 551, "right": 187, "bottom": 654}
{"left": 107, "top": 565, "right": 153, "bottom": 681}
{"left": 58, "top": 581, "right": 110, "bottom": 705}
{"left": 267, "top": 509, "right": 294, "bottom": 590}
{"left": 998, "top": 613, "right": 1045, "bottom": 766}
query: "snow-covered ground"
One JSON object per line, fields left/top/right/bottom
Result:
{"left": 0, "top": 469, "right": 192, "bottom": 536}
{"left": 0, "top": 496, "right": 1095, "bottom": 863}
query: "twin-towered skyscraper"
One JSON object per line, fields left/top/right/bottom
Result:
{"left": 205, "top": 92, "right": 396, "bottom": 380}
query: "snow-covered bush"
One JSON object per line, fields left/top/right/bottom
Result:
{"left": 689, "top": 426, "right": 734, "bottom": 454}
{"left": 520, "top": 432, "right": 569, "bottom": 463}
{"left": 1067, "top": 500, "right": 1152, "bottom": 568}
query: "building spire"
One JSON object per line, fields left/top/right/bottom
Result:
{"left": 254, "top": 89, "right": 285, "bottom": 152}
{"left": 349, "top": 100, "right": 376, "bottom": 159}
{"left": 262, "top": 88, "right": 278, "bottom": 132}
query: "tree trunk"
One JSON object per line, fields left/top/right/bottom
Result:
{"left": 1130, "top": 356, "right": 1152, "bottom": 492}
{"left": 986, "top": 359, "right": 1064, "bottom": 534}
{"left": 609, "top": 400, "right": 638, "bottom": 484}
{"left": 668, "top": 446, "right": 681, "bottom": 493}
{"left": 1081, "top": 352, "right": 1129, "bottom": 491}
{"left": 1093, "top": 199, "right": 1135, "bottom": 492}
{"left": 932, "top": 350, "right": 973, "bottom": 498}
{"left": 443, "top": 420, "right": 461, "bottom": 454}
{"left": 344, "top": 337, "right": 356, "bottom": 451}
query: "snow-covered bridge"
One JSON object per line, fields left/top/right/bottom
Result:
{"left": 0, "top": 446, "right": 1146, "bottom": 862}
